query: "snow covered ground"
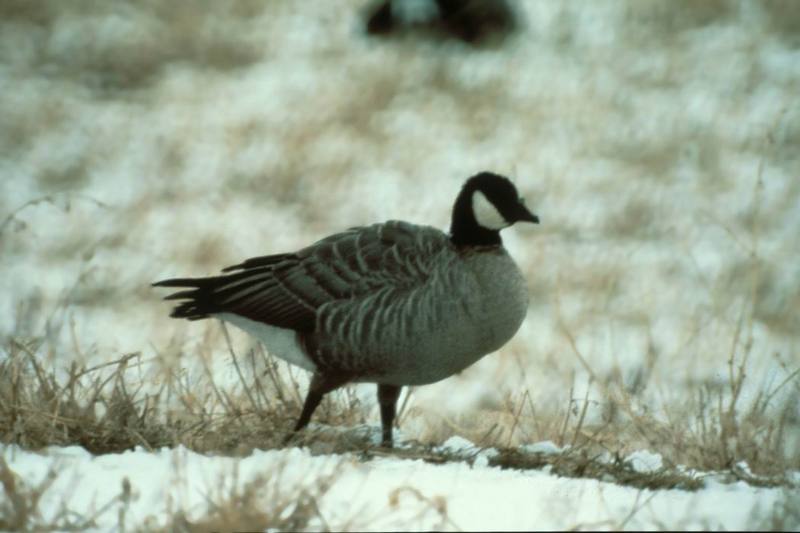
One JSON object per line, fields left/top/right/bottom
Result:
{"left": 1, "top": 0, "right": 799, "bottom": 530}
{"left": 2, "top": 440, "right": 795, "bottom": 531}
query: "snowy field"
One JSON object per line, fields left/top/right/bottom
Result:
{"left": 2, "top": 440, "right": 797, "bottom": 531}
{"left": 1, "top": 0, "right": 799, "bottom": 530}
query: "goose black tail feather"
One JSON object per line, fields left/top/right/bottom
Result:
{"left": 152, "top": 267, "right": 274, "bottom": 321}
{"left": 152, "top": 276, "right": 217, "bottom": 320}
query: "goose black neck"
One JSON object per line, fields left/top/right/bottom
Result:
{"left": 449, "top": 189, "right": 502, "bottom": 247}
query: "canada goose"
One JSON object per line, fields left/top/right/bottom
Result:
{"left": 153, "top": 171, "right": 538, "bottom": 446}
{"left": 365, "top": 0, "right": 518, "bottom": 44}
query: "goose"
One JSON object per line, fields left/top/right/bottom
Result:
{"left": 153, "top": 171, "right": 538, "bottom": 447}
{"left": 365, "top": 0, "right": 518, "bottom": 44}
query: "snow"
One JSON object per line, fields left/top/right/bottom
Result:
{"left": 436, "top": 436, "right": 499, "bottom": 468}
{"left": 0, "top": 442, "right": 788, "bottom": 531}
{"left": 521, "top": 440, "right": 563, "bottom": 455}
{"left": 438, "top": 435, "right": 480, "bottom": 454}
{"left": 626, "top": 450, "right": 664, "bottom": 474}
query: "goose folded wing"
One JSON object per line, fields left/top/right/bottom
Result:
{"left": 156, "top": 221, "right": 447, "bottom": 332}
{"left": 218, "top": 222, "right": 446, "bottom": 326}
{"left": 288, "top": 221, "right": 445, "bottom": 294}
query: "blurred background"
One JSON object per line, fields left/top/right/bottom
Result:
{"left": 1, "top": 0, "right": 798, "bottom": 456}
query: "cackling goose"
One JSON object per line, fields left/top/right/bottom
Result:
{"left": 153, "top": 171, "right": 538, "bottom": 446}
{"left": 365, "top": 0, "right": 518, "bottom": 44}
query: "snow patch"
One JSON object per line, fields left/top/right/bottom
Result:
{"left": 626, "top": 450, "right": 664, "bottom": 473}
{"left": 520, "top": 440, "right": 564, "bottom": 455}
{"left": 438, "top": 435, "right": 478, "bottom": 454}
{"left": 436, "top": 436, "right": 498, "bottom": 468}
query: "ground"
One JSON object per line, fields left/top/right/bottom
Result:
{"left": 1, "top": 0, "right": 799, "bottom": 530}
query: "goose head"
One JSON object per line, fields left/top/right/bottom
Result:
{"left": 450, "top": 171, "right": 539, "bottom": 246}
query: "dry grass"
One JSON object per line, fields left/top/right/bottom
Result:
{"left": 0, "top": 303, "right": 365, "bottom": 530}
{"left": 0, "top": 456, "right": 134, "bottom": 531}
{"left": 2, "top": 309, "right": 797, "bottom": 478}
{"left": 0, "top": 455, "right": 58, "bottom": 531}
{"left": 0, "top": 0, "right": 271, "bottom": 93}
{"left": 623, "top": 0, "right": 735, "bottom": 39}
{"left": 544, "top": 276, "right": 799, "bottom": 479}
{"left": 0, "top": 315, "right": 364, "bottom": 456}
{"left": 484, "top": 135, "right": 800, "bottom": 481}
{"left": 0, "top": 448, "right": 340, "bottom": 532}
{"left": 760, "top": 0, "right": 800, "bottom": 44}
{"left": 155, "top": 468, "right": 337, "bottom": 532}
{"left": 0, "top": 319, "right": 362, "bottom": 529}
{"left": 1, "top": 341, "right": 169, "bottom": 454}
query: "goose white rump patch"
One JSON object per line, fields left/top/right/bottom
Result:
{"left": 472, "top": 190, "right": 510, "bottom": 230}
{"left": 215, "top": 313, "right": 317, "bottom": 372}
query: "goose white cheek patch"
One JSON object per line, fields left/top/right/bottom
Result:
{"left": 472, "top": 190, "right": 510, "bottom": 230}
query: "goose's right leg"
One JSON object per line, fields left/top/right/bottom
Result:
{"left": 286, "top": 372, "right": 351, "bottom": 443}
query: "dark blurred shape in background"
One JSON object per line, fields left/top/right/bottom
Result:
{"left": 364, "top": 0, "right": 519, "bottom": 45}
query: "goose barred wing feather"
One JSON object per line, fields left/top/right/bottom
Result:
{"left": 154, "top": 221, "right": 450, "bottom": 333}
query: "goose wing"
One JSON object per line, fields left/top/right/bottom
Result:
{"left": 153, "top": 221, "right": 451, "bottom": 332}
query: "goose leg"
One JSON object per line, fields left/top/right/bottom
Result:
{"left": 286, "top": 372, "right": 350, "bottom": 444}
{"left": 377, "top": 384, "right": 402, "bottom": 447}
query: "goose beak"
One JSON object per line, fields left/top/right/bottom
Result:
{"left": 516, "top": 203, "right": 540, "bottom": 224}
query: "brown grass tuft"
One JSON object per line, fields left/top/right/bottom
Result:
{"left": 158, "top": 467, "right": 336, "bottom": 532}
{"left": 0, "top": 0, "right": 270, "bottom": 93}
